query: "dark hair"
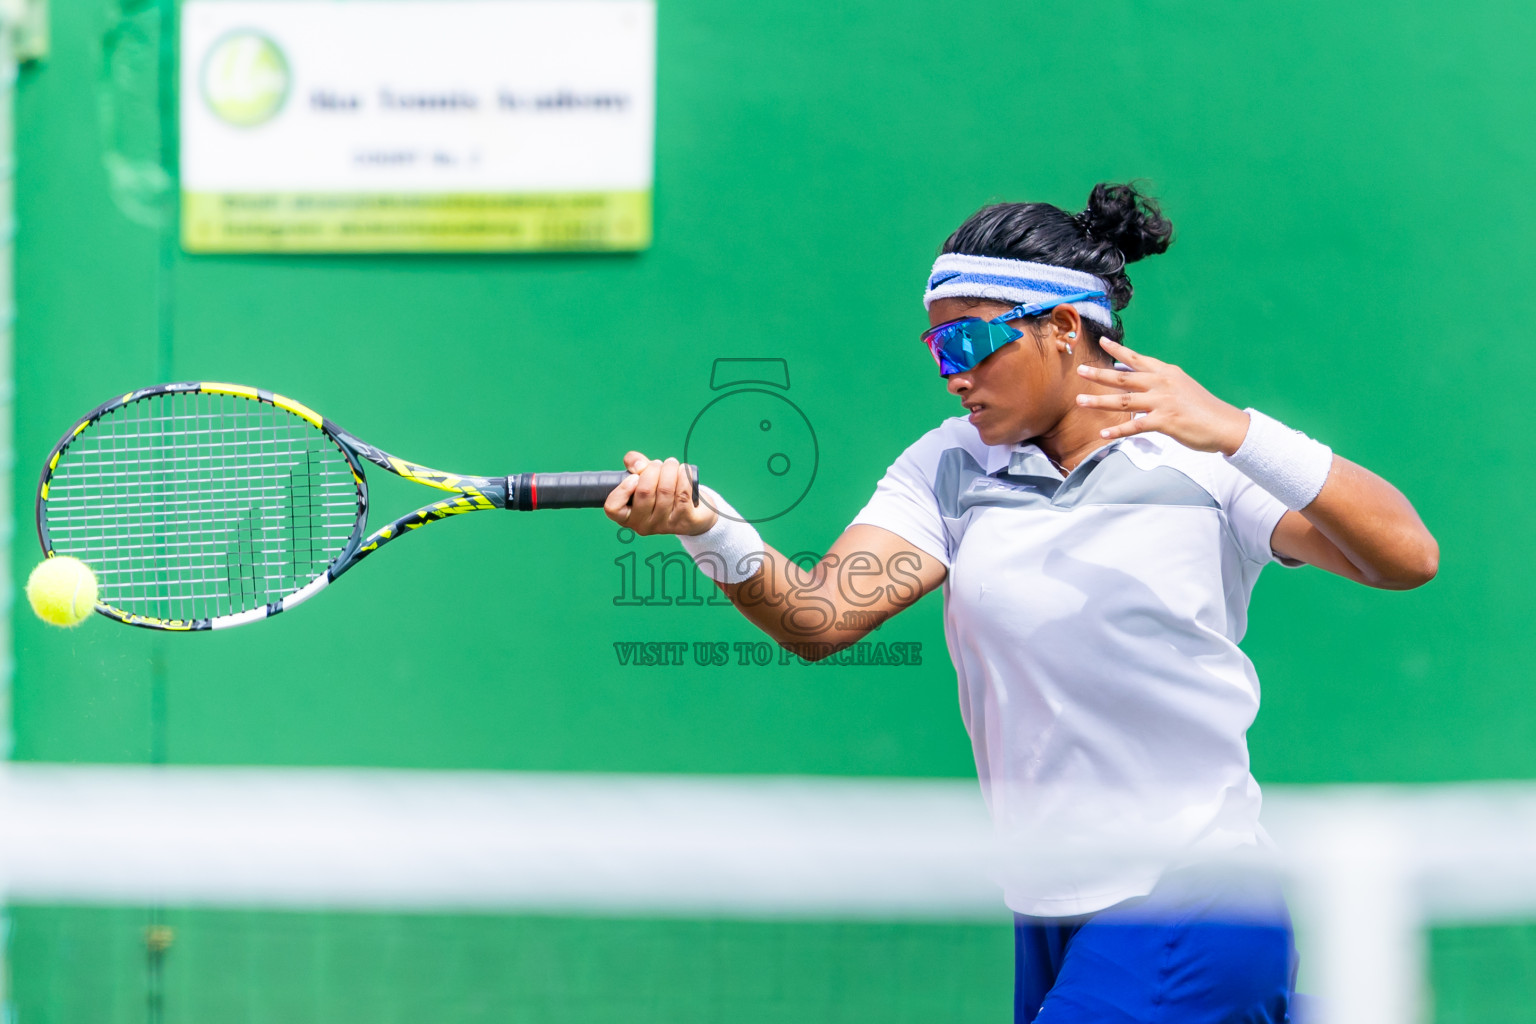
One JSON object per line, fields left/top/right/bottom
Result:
{"left": 941, "top": 182, "right": 1174, "bottom": 351}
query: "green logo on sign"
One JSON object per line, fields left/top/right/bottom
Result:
{"left": 201, "top": 31, "right": 290, "bottom": 127}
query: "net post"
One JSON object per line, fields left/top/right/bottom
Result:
{"left": 1290, "top": 807, "right": 1425, "bottom": 1024}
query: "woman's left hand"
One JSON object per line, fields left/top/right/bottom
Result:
{"left": 1075, "top": 338, "right": 1252, "bottom": 455}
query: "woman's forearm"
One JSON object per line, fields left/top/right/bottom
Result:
{"left": 1286, "top": 457, "right": 1439, "bottom": 589}
{"left": 604, "top": 455, "right": 948, "bottom": 656}
{"left": 715, "top": 529, "right": 944, "bottom": 653}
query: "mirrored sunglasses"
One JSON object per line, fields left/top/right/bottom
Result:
{"left": 921, "top": 291, "right": 1107, "bottom": 375}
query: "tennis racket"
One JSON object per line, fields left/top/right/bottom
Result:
{"left": 36, "top": 382, "right": 698, "bottom": 632}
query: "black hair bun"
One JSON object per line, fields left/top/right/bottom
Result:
{"left": 1079, "top": 183, "right": 1174, "bottom": 264}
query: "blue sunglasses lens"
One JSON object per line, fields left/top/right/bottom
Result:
{"left": 922, "top": 318, "right": 1024, "bottom": 375}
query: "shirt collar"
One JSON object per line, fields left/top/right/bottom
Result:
{"left": 1000, "top": 432, "right": 1167, "bottom": 480}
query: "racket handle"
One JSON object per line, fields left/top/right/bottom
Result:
{"left": 508, "top": 465, "right": 701, "bottom": 511}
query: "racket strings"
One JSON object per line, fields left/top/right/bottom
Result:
{"left": 43, "top": 391, "right": 361, "bottom": 622}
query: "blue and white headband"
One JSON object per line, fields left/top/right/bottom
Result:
{"left": 923, "top": 253, "right": 1114, "bottom": 329}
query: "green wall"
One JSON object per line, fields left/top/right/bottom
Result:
{"left": 10, "top": 0, "right": 1534, "bottom": 784}
{"left": 6, "top": 907, "right": 1014, "bottom": 1023}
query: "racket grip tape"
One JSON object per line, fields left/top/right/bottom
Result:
{"left": 508, "top": 465, "right": 701, "bottom": 511}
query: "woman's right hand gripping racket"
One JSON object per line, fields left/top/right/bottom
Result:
{"left": 35, "top": 382, "right": 698, "bottom": 631}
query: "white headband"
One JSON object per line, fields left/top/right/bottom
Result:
{"left": 922, "top": 253, "right": 1114, "bottom": 328}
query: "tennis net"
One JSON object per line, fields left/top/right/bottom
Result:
{"left": 3, "top": 765, "right": 1536, "bottom": 1023}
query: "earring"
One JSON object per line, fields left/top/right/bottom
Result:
{"left": 1066, "top": 331, "right": 1077, "bottom": 339}
{"left": 1065, "top": 343, "right": 1074, "bottom": 355}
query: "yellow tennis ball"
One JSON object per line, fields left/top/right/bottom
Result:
{"left": 26, "top": 556, "right": 99, "bottom": 628}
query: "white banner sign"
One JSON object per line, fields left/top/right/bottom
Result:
{"left": 180, "top": 0, "right": 656, "bottom": 252}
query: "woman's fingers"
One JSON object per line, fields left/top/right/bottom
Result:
{"left": 1077, "top": 391, "right": 1154, "bottom": 412}
{"left": 1099, "top": 416, "right": 1158, "bottom": 440}
{"left": 1099, "top": 338, "right": 1159, "bottom": 369}
{"left": 655, "top": 457, "right": 680, "bottom": 511}
{"left": 607, "top": 454, "right": 705, "bottom": 534}
{"left": 675, "top": 460, "right": 695, "bottom": 504}
{"left": 1077, "top": 363, "right": 1150, "bottom": 390}
{"left": 603, "top": 471, "right": 640, "bottom": 523}
{"left": 629, "top": 458, "right": 662, "bottom": 522}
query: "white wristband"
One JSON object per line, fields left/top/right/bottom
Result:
{"left": 678, "top": 486, "right": 766, "bottom": 583}
{"left": 1224, "top": 409, "right": 1334, "bottom": 510}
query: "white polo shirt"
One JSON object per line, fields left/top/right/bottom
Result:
{"left": 851, "top": 417, "right": 1290, "bottom": 917}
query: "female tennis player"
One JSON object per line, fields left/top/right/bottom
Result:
{"left": 605, "top": 182, "right": 1437, "bottom": 1022}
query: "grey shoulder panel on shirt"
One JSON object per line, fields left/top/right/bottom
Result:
{"left": 934, "top": 447, "right": 1219, "bottom": 518}
{"left": 1055, "top": 450, "right": 1219, "bottom": 510}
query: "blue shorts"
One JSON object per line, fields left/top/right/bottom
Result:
{"left": 1014, "top": 868, "right": 1298, "bottom": 1023}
